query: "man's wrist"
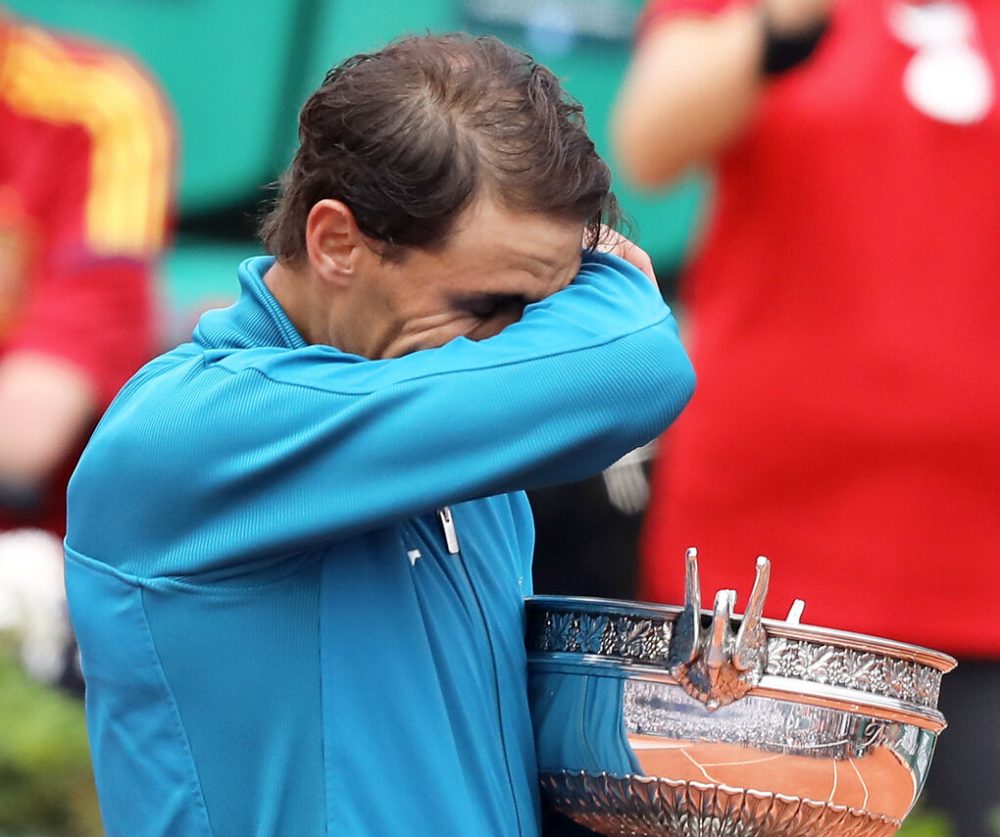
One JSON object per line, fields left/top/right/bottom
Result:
{"left": 759, "top": 6, "right": 831, "bottom": 77}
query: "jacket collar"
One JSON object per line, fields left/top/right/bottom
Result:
{"left": 193, "top": 256, "right": 308, "bottom": 351}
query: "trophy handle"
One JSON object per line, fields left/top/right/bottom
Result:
{"left": 666, "top": 547, "right": 701, "bottom": 669}
{"left": 733, "top": 556, "right": 770, "bottom": 672}
{"left": 667, "top": 551, "right": 771, "bottom": 710}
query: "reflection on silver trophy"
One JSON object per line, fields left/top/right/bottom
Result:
{"left": 526, "top": 549, "right": 956, "bottom": 836}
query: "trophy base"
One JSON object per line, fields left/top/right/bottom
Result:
{"left": 540, "top": 771, "right": 902, "bottom": 837}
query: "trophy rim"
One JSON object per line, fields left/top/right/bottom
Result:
{"left": 526, "top": 594, "right": 958, "bottom": 672}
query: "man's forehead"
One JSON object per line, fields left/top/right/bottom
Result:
{"left": 451, "top": 200, "right": 583, "bottom": 260}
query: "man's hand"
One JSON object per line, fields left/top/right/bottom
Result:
{"left": 595, "top": 227, "right": 658, "bottom": 287}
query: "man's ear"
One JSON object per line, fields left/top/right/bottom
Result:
{"left": 305, "top": 200, "right": 363, "bottom": 286}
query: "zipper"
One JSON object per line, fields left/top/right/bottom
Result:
{"left": 437, "top": 506, "right": 461, "bottom": 554}
{"left": 436, "top": 506, "right": 524, "bottom": 837}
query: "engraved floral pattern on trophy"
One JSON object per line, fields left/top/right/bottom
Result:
{"left": 530, "top": 608, "right": 673, "bottom": 664}
{"left": 764, "top": 639, "right": 942, "bottom": 708}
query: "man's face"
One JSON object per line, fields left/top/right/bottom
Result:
{"left": 343, "top": 199, "right": 585, "bottom": 359}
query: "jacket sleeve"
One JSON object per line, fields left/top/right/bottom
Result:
{"left": 71, "top": 252, "right": 694, "bottom": 576}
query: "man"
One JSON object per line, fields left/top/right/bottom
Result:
{"left": 0, "top": 9, "right": 172, "bottom": 686}
{"left": 66, "top": 34, "right": 694, "bottom": 836}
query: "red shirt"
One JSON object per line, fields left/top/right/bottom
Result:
{"left": 0, "top": 18, "right": 173, "bottom": 536}
{"left": 640, "top": 0, "right": 1000, "bottom": 655}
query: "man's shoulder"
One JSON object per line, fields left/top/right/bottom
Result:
{"left": 74, "top": 344, "right": 227, "bottom": 488}
{"left": 103, "top": 341, "right": 346, "bottom": 424}
{"left": 90, "top": 343, "right": 218, "bottom": 433}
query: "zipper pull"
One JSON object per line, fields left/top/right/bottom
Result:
{"left": 437, "top": 506, "right": 461, "bottom": 554}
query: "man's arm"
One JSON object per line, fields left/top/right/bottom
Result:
{"left": 0, "top": 352, "right": 96, "bottom": 506}
{"left": 68, "top": 253, "right": 695, "bottom": 576}
{"left": 612, "top": 0, "right": 833, "bottom": 187}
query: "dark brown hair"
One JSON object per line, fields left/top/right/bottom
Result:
{"left": 260, "top": 33, "right": 619, "bottom": 263}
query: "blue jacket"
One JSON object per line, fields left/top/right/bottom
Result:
{"left": 65, "top": 252, "right": 694, "bottom": 836}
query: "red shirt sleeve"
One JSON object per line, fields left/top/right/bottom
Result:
{"left": 7, "top": 254, "right": 158, "bottom": 408}
{"left": 2, "top": 32, "right": 175, "bottom": 407}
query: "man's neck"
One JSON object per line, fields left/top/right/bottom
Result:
{"left": 262, "top": 259, "right": 344, "bottom": 349}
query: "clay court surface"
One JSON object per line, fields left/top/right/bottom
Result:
{"left": 628, "top": 735, "right": 916, "bottom": 819}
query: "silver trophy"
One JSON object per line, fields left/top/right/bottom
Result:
{"left": 526, "top": 549, "right": 956, "bottom": 836}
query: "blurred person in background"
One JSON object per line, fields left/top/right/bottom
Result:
{"left": 0, "top": 8, "right": 173, "bottom": 691}
{"left": 613, "top": 0, "right": 1000, "bottom": 832}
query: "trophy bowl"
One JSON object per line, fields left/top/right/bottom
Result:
{"left": 526, "top": 550, "right": 956, "bottom": 837}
